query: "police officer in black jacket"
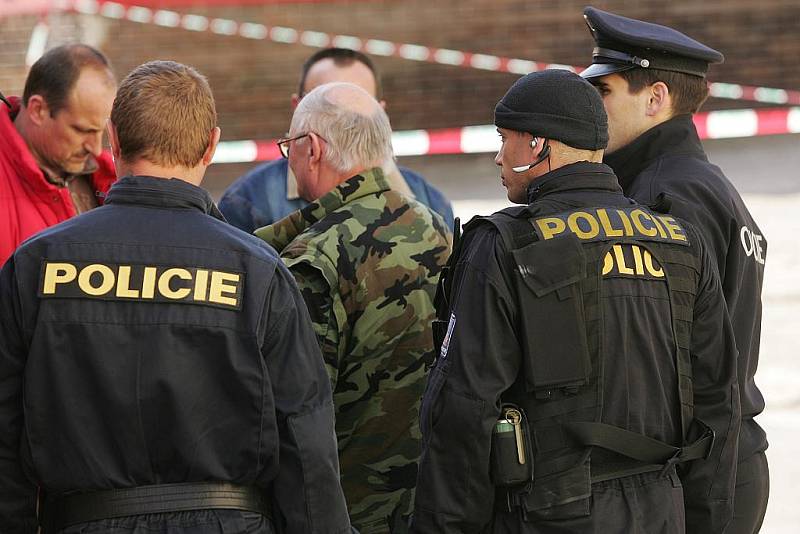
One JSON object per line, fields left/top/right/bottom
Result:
{"left": 411, "top": 69, "right": 739, "bottom": 533}
{"left": 0, "top": 60, "right": 351, "bottom": 533}
{"left": 580, "top": 8, "right": 769, "bottom": 533}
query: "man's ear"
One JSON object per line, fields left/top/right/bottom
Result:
{"left": 646, "top": 81, "right": 671, "bottom": 117}
{"left": 26, "top": 94, "right": 49, "bottom": 126}
{"left": 202, "top": 127, "right": 221, "bottom": 166}
{"left": 106, "top": 121, "right": 125, "bottom": 176}
{"left": 290, "top": 94, "right": 301, "bottom": 110}
{"left": 106, "top": 121, "right": 122, "bottom": 161}
{"left": 308, "top": 131, "right": 324, "bottom": 171}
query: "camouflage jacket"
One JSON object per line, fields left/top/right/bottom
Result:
{"left": 255, "top": 167, "right": 451, "bottom": 533}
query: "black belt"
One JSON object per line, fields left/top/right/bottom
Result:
{"left": 564, "top": 420, "right": 715, "bottom": 465}
{"left": 41, "top": 482, "right": 271, "bottom": 532}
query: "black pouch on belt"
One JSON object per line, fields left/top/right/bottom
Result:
{"left": 491, "top": 404, "right": 534, "bottom": 487}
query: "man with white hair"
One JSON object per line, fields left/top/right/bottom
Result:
{"left": 255, "top": 82, "right": 451, "bottom": 533}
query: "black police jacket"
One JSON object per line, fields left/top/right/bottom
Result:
{"left": 0, "top": 176, "right": 350, "bottom": 533}
{"left": 412, "top": 163, "right": 739, "bottom": 534}
{"left": 606, "top": 115, "right": 767, "bottom": 461}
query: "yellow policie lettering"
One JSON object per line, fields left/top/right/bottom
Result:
{"left": 596, "top": 209, "right": 623, "bottom": 237}
{"left": 535, "top": 208, "right": 687, "bottom": 244}
{"left": 42, "top": 263, "right": 77, "bottom": 294}
{"left": 209, "top": 271, "right": 241, "bottom": 307}
{"left": 657, "top": 215, "right": 687, "bottom": 241}
{"left": 142, "top": 266, "right": 157, "bottom": 299}
{"left": 567, "top": 211, "right": 600, "bottom": 240}
{"left": 535, "top": 217, "right": 566, "bottom": 240}
{"left": 602, "top": 244, "right": 664, "bottom": 278}
{"left": 194, "top": 269, "right": 209, "bottom": 301}
{"left": 77, "top": 264, "right": 115, "bottom": 296}
{"left": 158, "top": 268, "right": 193, "bottom": 300}
{"left": 41, "top": 262, "right": 242, "bottom": 307}
{"left": 630, "top": 209, "right": 658, "bottom": 237}
{"left": 116, "top": 265, "right": 139, "bottom": 298}
{"left": 643, "top": 249, "right": 664, "bottom": 277}
{"left": 616, "top": 209, "right": 635, "bottom": 236}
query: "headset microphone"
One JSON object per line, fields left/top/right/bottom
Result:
{"left": 512, "top": 138, "right": 550, "bottom": 173}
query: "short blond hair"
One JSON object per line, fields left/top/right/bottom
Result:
{"left": 111, "top": 61, "right": 216, "bottom": 167}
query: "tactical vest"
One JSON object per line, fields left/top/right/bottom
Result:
{"left": 433, "top": 205, "right": 715, "bottom": 522}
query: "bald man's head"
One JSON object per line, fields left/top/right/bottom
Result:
{"left": 290, "top": 82, "right": 393, "bottom": 173}
{"left": 302, "top": 57, "right": 378, "bottom": 98}
{"left": 319, "top": 82, "right": 381, "bottom": 116}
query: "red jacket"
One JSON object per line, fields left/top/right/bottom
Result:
{"left": 0, "top": 97, "right": 116, "bottom": 265}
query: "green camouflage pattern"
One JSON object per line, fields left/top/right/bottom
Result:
{"left": 255, "top": 168, "right": 451, "bottom": 534}
{"left": 255, "top": 168, "right": 451, "bottom": 533}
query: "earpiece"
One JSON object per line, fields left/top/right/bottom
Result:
{"left": 512, "top": 138, "right": 551, "bottom": 173}
{"left": 530, "top": 138, "right": 538, "bottom": 148}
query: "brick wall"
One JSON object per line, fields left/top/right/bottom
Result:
{"left": 1, "top": 0, "right": 798, "bottom": 187}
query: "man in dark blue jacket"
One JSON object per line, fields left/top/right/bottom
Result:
{"left": 0, "top": 60, "right": 350, "bottom": 534}
{"left": 580, "top": 8, "right": 768, "bottom": 533}
{"left": 219, "top": 47, "right": 454, "bottom": 232}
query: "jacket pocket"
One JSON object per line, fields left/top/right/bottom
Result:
{"left": 511, "top": 234, "right": 591, "bottom": 394}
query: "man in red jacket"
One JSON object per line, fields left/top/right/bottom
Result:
{"left": 0, "top": 44, "right": 117, "bottom": 265}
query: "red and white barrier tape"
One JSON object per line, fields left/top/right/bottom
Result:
{"left": 60, "top": 0, "right": 800, "bottom": 107}
{"left": 212, "top": 107, "right": 800, "bottom": 164}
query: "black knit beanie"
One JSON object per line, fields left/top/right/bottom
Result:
{"left": 494, "top": 69, "right": 608, "bottom": 150}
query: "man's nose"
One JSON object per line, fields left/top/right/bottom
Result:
{"left": 84, "top": 132, "right": 104, "bottom": 157}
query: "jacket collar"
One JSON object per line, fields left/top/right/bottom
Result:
{"left": 104, "top": 175, "right": 225, "bottom": 221}
{"left": 603, "top": 114, "right": 706, "bottom": 191}
{"left": 526, "top": 161, "right": 621, "bottom": 203}
{"left": 255, "top": 167, "right": 389, "bottom": 250}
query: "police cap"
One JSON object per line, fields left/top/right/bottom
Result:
{"left": 580, "top": 6, "right": 724, "bottom": 81}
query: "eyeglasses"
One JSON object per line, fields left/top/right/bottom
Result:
{"left": 276, "top": 131, "right": 328, "bottom": 158}
{"left": 276, "top": 133, "right": 308, "bottom": 159}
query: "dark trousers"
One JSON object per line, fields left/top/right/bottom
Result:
{"left": 492, "top": 469, "right": 685, "bottom": 534}
{"left": 728, "top": 452, "right": 769, "bottom": 534}
{"left": 57, "top": 510, "right": 273, "bottom": 534}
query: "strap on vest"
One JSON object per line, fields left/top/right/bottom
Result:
{"left": 481, "top": 209, "right": 538, "bottom": 251}
{"left": 564, "top": 420, "right": 714, "bottom": 475}
{"left": 40, "top": 482, "right": 272, "bottom": 532}
{"left": 431, "top": 217, "right": 462, "bottom": 361}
